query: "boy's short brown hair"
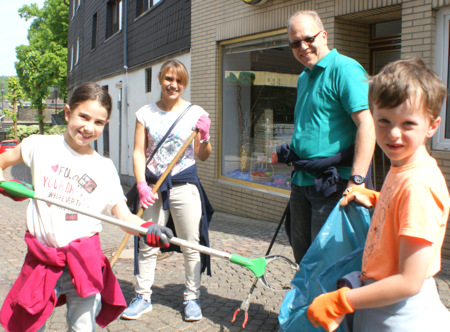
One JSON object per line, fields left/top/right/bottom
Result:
{"left": 369, "top": 57, "right": 447, "bottom": 122}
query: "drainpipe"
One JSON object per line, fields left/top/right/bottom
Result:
{"left": 122, "top": 0, "right": 129, "bottom": 181}
{"left": 115, "top": 81, "right": 123, "bottom": 175}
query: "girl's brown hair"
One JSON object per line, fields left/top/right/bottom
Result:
{"left": 69, "top": 82, "right": 112, "bottom": 119}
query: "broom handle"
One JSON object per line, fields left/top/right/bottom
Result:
{"left": 110, "top": 129, "right": 198, "bottom": 267}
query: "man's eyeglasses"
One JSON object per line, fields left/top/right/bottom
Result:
{"left": 289, "top": 30, "right": 323, "bottom": 49}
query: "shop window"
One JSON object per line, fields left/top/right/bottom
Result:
{"left": 106, "top": 0, "right": 122, "bottom": 39}
{"left": 434, "top": 8, "right": 450, "bottom": 150}
{"left": 220, "top": 33, "right": 302, "bottom": 191}
{"left": 136, "top": 0, "right": 162, "bottom": 17}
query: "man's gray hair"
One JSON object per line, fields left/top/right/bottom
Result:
{"left": 287, "top": 10, "right": 324, "bottom": 32}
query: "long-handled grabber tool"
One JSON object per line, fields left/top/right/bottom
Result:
{"left": 231, "top": 201, "right": 291, "bottom": 328}
{"left": 109, "top": 129, "right": 198, "bottom": 267}
{"left": 0, "top": 180, "right": 298, "bottom": 289}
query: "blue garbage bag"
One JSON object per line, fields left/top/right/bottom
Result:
{"left": 278, "top": 201, "right": 372, "bottom": 332}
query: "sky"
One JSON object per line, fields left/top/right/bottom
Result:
{"left": 0, "top": 0, "right": 45, "bottom": 77}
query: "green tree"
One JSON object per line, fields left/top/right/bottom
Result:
{"left": 15, "top": 0, "right": 68, "bottom": 134}
{"left": 5, "top": 77, "right": 26, "bottom": 140}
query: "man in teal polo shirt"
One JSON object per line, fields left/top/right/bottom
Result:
{"left": 287, "top": 10, "right": 375, "bottom": 263}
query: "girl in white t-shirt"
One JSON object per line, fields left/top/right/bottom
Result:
{"left": 0, "top": 82, "right": 172, "bottom": 331}
{"left": 122, "top": 60, "right": 213, "bottom": 322}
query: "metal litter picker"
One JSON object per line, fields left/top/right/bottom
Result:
{"left": 0, "top": 180, "right": 298, "bottom": 291}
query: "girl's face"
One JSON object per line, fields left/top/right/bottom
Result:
{"left": 372, "top": 99, "right": 440, "bottom": 167}
{"left": 159, "top": 68, "right": 184, "bottom": 102}
{"left": 64, "top": 100, "right": 109, "bottom": 154}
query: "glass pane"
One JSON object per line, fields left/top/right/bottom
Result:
{"left": 373, "top": 50, "right": 401, "bottom": 74}
{"left": 221, "top": 36, "right": 302, "bottom": 190}
{"left": 373, "top": 20, "right": 401, "bottom": 38}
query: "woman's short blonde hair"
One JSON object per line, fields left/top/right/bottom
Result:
{"left": 158, "top": 59, "right": 189, "bottom": 87}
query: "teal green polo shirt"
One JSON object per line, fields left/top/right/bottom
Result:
{"left": 290, "top": 49, "right": 369, "bottom": 186}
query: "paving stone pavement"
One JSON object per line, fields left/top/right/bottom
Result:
{"left": 0, "top": 163, "right": 449, "bottom": 332}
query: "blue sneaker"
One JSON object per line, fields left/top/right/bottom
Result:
{"left": 184, "top": 299, "right": 202, "bottom": 321}
{"left": 121, "top": 294, "right": 152, "bottom": 320}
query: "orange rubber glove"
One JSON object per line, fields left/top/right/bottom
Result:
{"left": 340, "top": 186, "right": 380, "bottom": 208}
{"left": 307, "top": 287, "right": 354, "bottom": 332}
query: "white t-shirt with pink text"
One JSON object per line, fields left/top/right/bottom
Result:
{"left": 21, "top": 134, "right": 125, "bottom": 247}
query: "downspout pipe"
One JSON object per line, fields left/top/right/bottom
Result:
{"left": 121, "top": 0, "right": 129, "bottom": 179}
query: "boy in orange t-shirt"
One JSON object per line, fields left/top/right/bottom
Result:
{"left": 307, "top": 58, "right": 450, "bottom": 331}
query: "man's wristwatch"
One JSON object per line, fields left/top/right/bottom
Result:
{"left": 350, "top": 174, "right": 365, "bottom": 185}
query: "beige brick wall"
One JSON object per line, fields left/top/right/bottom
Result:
{"left": 191, "top": 0, "right": 450, "bottom": 258}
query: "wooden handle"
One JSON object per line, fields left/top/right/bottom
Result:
{"left": 110, "top": 129, "right": 198, "bottom": 267}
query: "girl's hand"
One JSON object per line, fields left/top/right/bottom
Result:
{"left": 196, "top": 115, "right": 210, "bottom": 142}
{"left": 141, "top": 221, "right": 174, "bottom": 248}
{"left": 137, "top": 182, "right": 158, "bottom": 208}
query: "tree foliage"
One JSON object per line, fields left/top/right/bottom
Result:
{"left": 5, "top": 77, "right": 26, "bottom": 140}
{"left": 14, "top": 0, "right": 68, "bottom": 134}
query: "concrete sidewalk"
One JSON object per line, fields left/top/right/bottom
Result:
{"left": 0, "top": 163, "right": 449, "bottom": 331}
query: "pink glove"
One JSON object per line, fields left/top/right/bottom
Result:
{"left": 137, "top": 182, "right": 158, "bottom": 208}
{"left": 196, "top": 115, "right": 211, "bottom": 141}
{"left": 307, "top": 287, "right": 354, "bottom": 332}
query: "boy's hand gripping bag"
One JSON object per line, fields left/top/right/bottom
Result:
{"left": 278, "top": 201, "right": 372, "bottom": 332}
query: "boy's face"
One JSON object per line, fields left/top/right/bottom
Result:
{"left": 372, "top": 99, "right": 440, "bottom": 167}
{"left": 64, "top": 100, "right": 109, "bottom": 154}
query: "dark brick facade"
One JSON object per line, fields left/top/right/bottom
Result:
{"left": 67, "top": 0, "right": 191, "bottom": 90}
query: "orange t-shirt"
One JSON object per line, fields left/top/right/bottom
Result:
{"left": 361, "top": 157, "right": 449, "bottom": 281}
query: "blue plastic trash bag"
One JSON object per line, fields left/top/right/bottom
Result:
{"left": 278, "top": 201, "right": 372, "bottom": 332}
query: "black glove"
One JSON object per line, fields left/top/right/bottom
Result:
{"left": 140, "top": 222, "right": 174, "bottom": 248}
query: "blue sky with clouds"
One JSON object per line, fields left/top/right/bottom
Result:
{"left": 0, "top": 0, "right": 45, "bottom": 76}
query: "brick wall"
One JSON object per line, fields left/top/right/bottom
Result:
{"left": 191, "top": 0, "right": 305, "bottom": 222}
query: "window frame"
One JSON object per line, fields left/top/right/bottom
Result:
{"left": 434, "top": 8, "right": 450, "bottom": 151}
{"left": 91, "top": 13, "right": 98, "bottom": 50}
{"left": 106, "top": 0, "right": 123, "bottom": 39}
{"left": 136, "top": 0, "right": 163, "bottom": 17}
{"left": 70, "top": 45, "right": 74, "bottom": 72}
{"left": 145, "top": 67, "right": 152, "bottom": 93}
{"left": 218, "top": 29, "right": 297, "bottom": 195}
{"left": 75, "top": 37, "right": 80, "bottom": 65}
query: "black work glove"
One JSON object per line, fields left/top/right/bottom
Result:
{"left": 140, "top": 222, "right": 174, "bottom": 248}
